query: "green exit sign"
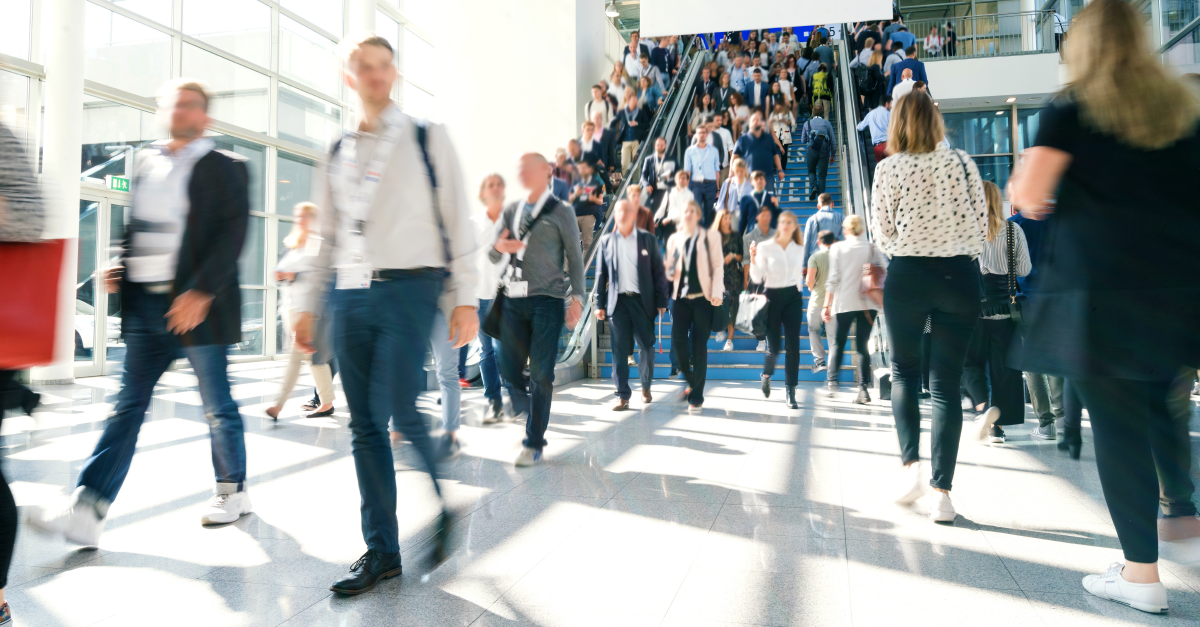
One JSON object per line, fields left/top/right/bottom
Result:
{"left": 106, "top": 175, "right": 130, "bottom": 192}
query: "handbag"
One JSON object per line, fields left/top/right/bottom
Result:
{"left": 860, "top": 243, "right": 886, "bottom": 308}
{"left": 0, "top": 239, "right": 66, "bottom": 369}
{"left": 480, "top": 205, "right": 553, "bottom": 338}
{"left": 1005, "top": 221, "right": 1025, "bottom": 324}
{"left": 735, "top": 281, "right": 769, "bottom": 336}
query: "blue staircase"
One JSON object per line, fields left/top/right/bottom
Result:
{"left": 597, "top": 112, "right": 856, "bottom": 383}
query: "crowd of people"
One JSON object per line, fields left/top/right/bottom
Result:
{"left": 1, "top": 3, "right": 1198, "bottom": 623}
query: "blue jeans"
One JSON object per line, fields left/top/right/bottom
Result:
{"left": 689, "top": 180, "right": 718, "bottom": 227}
{"left": 498, "top": 295, "right": 564, "bottom": 451}
{"left": 427, "top": 312, "right": 460, "bottom": 433}
{"left": 477, "top": 298, "right": 503, "bottom": 404}
{"left": 332, "top": 273, "right": 442, "bottom": 555}
{"left": 77, "top": 284, "right": 247, "bottom": 506}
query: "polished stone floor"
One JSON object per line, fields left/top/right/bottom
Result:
{"left": 5, "top": 360, "right": 1200, "bottom": 626}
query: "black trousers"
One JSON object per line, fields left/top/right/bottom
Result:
{"left": 0, "top": 371, "right": 19, "bottom": 588}
{"left": 763, "top": 286, "right": 804, "bottom": 387}
{"left": 883, "top": 256, "right": 981, "bottom": 491}
{"left": 672, "top": 296, "right": 713, "bottom": 405}
{"left": 961, "top": 317, "right": 1026, "bottom": 426}
{"left": 1074, "top": 377, "right": 1194, "bottom": 563}
{"left": 806, "top": 149, "right": 830, "bottom": 197}
{"left": 610, "top": 295, "right": 656, "bottom": 400}
{"left": 828, "top": 310, "right": 875, "bottom": 386}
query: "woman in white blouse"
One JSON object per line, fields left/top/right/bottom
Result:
{"left": 265, "top": 202, "right": 335, "bottom": 420}
{"left": 961, "top": 181, "right": 1031, "bottom": 444}
{"left": 821, "top": 216, "right": 888, "bottom": 404}
{"left": 653, "top": 169, "right": 694, "bottom": 246}
{"left": 665, "top": 201, "right": 725, "bottom": 413}
{"left": 748, "top": 211, "right": 805, "bottom": 409}
{"left": 870, "top": 92, "right": 987, "bottom": 524}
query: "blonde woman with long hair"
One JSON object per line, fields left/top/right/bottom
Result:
{"left": 266, "top": 202, "right": 335, "bottom": 420}
{"left": 870, "top": 90, "right": 987, "bottom": 524}
{"left": 1008, "top": 0, "right": 1200, "bottom": 612}
{"left": 820, "top": 215, "right": 889, "bottom": 404}
{"left": 748, "top": 211, "right": 806, "bottom": 409}
{"left": 959, "top": 181, "right": 1029, "bottom": 444}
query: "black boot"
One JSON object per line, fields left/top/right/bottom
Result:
{"left": 330, "top": 550, "right": 402, "bottom": 594}
{"left": 785, "top": 385, "right": 799, "bottom": 409}
{"left": 761, "top": 374, "right": 771, "bottom": 398}
{"left": 854, "top": 386, "right": 871, "bottom": 405}
{"left": 1058, "top": 426, "right": 1082, "bottom": 460}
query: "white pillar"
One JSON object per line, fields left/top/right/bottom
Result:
{"left": 1020, "top": 0, "right": 1037, "bottom": 52}
{"left": 31, "top": 0, "right": 86, "bottom": 385}
{"left": 349, "top": 0, "right": 376, "bottom": 36}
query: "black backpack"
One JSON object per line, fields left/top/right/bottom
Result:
{"left": 805, "top": 121, "right": 828, "bottom": 153}
{"left": 858, "top": 65, "right": 880, "bottom": 93}
{"left": 853, "top": 63, "right": 868, "bottom": 90}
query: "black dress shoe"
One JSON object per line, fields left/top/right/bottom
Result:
{"left": 301, "top": 397, "right": 319, "bottom": 411}
{"left": 330, "top": 550, "right": 401, "bottom": 594}
{"left": 761, "top": 374, "right": 771, "bottom": 398}
{"left": 785, "top": 385, "right": 799, "bottom": 409}
{"left": 307, "top": 407, "right": 335, "bottom": 418}
{"left": 1058, "top": 426, "right": 1082, "bottom": 460}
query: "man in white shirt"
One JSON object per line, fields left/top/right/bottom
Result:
{"left": 654, "top": 169, "right": 694, "bottom": 245}
{"left": 293, "top": 35, "right": 478, "bottom": 594}
{"left": 892, "top": 68, "right": 916, "bottom": 102}
{"left": 593, "top": 201, "right": 669, "bottom": 410}
{"left": 584, "top": 84, "right": 614, "bottom": 128}
{"left": 623, "top": 31, "right": 650, "bottom": 77}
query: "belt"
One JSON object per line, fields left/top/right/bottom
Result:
{"left": 138, "top": 281, "right": 172, "bottom": 294}
{"left": 684, "top": 292, "right": 706, "bottom": 300}
{"left": 371, "top": 267, "right": 449, "bottom": 281}
{"left": 619, "top": 291, "right": 640, "bottom": 298}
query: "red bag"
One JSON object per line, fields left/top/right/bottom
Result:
{"left": 0, "top": 239, "right": 65, "bottom": 369}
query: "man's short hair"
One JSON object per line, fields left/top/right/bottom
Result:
{"left": 753, "top": 68, "right": 762, "bottom": 74}
{"left": 898, "top": 25, "right": 908, "bottom": 32}
{"left": 640, "top": 52, "right": 650, "bottom": 61}
{"left": 340, "top": 33, "right": 395, "bottom": 65}
{"left": 892, "top": 41, "right": 904, "bottom": 51}
{"left": 817, "top": 229, "right": 836, "bottom": 246}
{"left": 592, "top": 84, "right": 604, "bottom": 92}
{"left": 818, "top": 193, "right": 833, "bottom": 206}
{"left": 625, "top": 184, "right": 641, "bottom": 196}
{"left": 578, "top": 159, "right": 594, "bottom": 172}
{"left": 158, "top": 78, "right": 212, "bottom": 111}
{"left": 630, "top": 30, "right": 639, "bottom": 37}
{"left": 905, "top": 45, "right": 917, "bottom": 56}
{"left": 882, "top": 94, "right": 893, "bottom": 105}
{"left": 583, "top": 120, "right": 595, "bottom": 128}
{"left": 675, "top": 169, "right": 691, "bottom": 181}
{"left": 812, "top": 102, "right": 825, "bottom": 117}
{"left": 750, "top": 170, "right": 766, "bottom": 181}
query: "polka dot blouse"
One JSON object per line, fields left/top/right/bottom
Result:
{"left": 870, "top": 145, "right": 988, "bottom": 258}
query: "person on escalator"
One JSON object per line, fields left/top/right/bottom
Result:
{"left": 798, "top": 103, "right": 835, "bottom": 201}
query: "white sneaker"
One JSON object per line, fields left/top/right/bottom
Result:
{"left": 929, "top": 490, "right": 957, "bottom": 523}
{"left": 200, "top": 487, "right": 252, "bottom": 525}
{"left": 723, "top": 340, "right": 733, "bottom": 351}
{"left": 1082, "top": 562, "right": 1169, "bottom": 614}
{"left": 756, "top": 340, "right": 767, "bottom": 352}
{"left": 972, "top": 407, "right": 1001, "bottom": 442}
{"left": 25, "top": 490, "right": 105, "bottom": 547}
{"left": 895, "top": 462, "right": 924, "bottom": 505}
{"left": 714, "top": 331, "right": 727, "bottom": 342}
{"left": 812, "top": 363, "right": 827, "bottom": 374}
{"left": 515, "top": 447, "right": 542, "bottom": 467}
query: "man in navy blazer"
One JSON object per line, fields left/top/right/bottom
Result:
{"left": 742, "top": 68, "right": 770, "bottom": 110}
{"left": 550, "top": 174, "right": 570, "bottom": 201}
{"left": 593, "top": 200, "right": 670, "bottom": 410}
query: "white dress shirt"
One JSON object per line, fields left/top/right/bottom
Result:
{"left": 474, "top": 211, "right": 506, "bottom": 299}
{"left": 126, "top": 137, "right": 215, "bottom": 283}
{"left": 749, "top": 238, "right": 804, "bottom": 288}
{"left": 892, "top": 78, "right": 916, "bottom": 102}
{"left": 616, "top": 229, "right": 640, "bottom": 293}
{"left": 658, "top": 187, "right": 694, "bottom": 226}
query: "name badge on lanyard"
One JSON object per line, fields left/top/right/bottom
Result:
{"left": 330, "top": 107, "right": 405, "bottom": 289}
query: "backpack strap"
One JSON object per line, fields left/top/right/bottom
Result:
{"left": 414, "top": 121, "right": 453, "bottom": 269}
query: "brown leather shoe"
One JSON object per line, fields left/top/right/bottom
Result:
{"left": 642, "top": 390, "right": 652, "bottom": 404}
{"left": 612, "top": 399, "right": 630, "bottom": 411}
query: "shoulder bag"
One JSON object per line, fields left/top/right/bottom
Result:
{"left": 1005, "top": 221, "right": 1025, "bottom": 324}
{"left": 480, "top": 204, "right": 554, "bottom": 338}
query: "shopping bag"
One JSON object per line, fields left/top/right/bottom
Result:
{"left": 735, "top": 288, "right": 769, "bottom": 337}
{"left": 0, "top": 239, "right": 66, "bottom": 369}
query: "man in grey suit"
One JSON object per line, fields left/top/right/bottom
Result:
{"left": 593, "top": 200, "right": 670, "bottom": 410}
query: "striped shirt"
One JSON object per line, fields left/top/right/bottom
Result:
{"left": 978, "top": 222, "right": 1032, "bottom": 277}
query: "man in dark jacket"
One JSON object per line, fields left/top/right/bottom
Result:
{"left": 594, "top": 200, "right": 669, "bottom": 410}
{"left": 27, "top": 79, "right": 252, "bottom": 547}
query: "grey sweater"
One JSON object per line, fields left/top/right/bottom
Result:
{"left": 487, "top": 196, "right": 586, "bottom": 300}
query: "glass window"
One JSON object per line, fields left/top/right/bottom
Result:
{"left": 0, "top": 0, "right": 31, "bottom": 59}
{"left": 402, "top": 81, "right": 434, "bottom": 119}
{"left": 376, "top": 11, "right": 400, "bottom": 52}
{"left": 231, "top": 288, "right": 266, "bottom": 356}
{"left": 971, "top": 155, "right": 1013, "bottom": 190}
{"left": 84, "top": 3, "right": 172, "bottom": 98}
{"left": 182, "top": 43, "right": 270, "bottom": 133}
{"left": 76, "top": 199, "right": 100, "bottom": 362}
{"left": 106, "top": 203, "right": 129, "bottom": 370}
{"left": 1016, "top": 108, "right": 1043, "bottom": 152}
{"left": 110, "top": 0, "right": 172, "bottom": 27}
{"left": 208, "top": 133, "right": 267, "bottom": 214}
{"left": 1163, "top": 4, "right": 1200, "bottom": 74}
{"left": 279, "top": 16, "right": 340, "bottom": 98}
{"left": 183, "top": 0, "right": 272, "bottom": 69}
{"left": 278, "top": 83, "right": 342, "bottom": 150}
{"left": 943, "top": 110, "right": 1012, "bottom": 155}
{"left": 403, "top": 28, "right": 435, "bottom": 91}
{"left": 239, "top": 215, "right": 265, "bottom": 285}
{"left": 280, "top": 0, "right": 342, "bottom": 39}
{"left": 0, "top": 71, "right": 30, "bottom": 146}
{"left": 80, "top": 97, "right": 167, "bottom": 181}
{"left": 399, "top": 0, "right": 437, "bottom": 32}
{"left": 277, "top": 151, "right": 317, "bottom": 213}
